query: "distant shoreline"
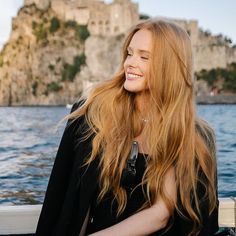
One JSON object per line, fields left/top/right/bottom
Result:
{"left": 0, "top": 95, "right": 236, "bottom": 107}
{"left": 196, "top": 95, "right": 236, "bottom": 104}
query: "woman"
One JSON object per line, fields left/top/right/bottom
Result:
{"left": 36, "top": 19, "right": 218, "bottom": 236}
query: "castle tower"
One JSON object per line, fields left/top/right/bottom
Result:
{"left": 24, "top": 0, "right": 50, "bottom": 10}
{"left": 114, "top": 0, "right": 130, "bottom": 3}
{"left": 109, "top": 0, "right": 139, "bottom": 35}
{"left": 34, "top": 0, "right": 50, "bottom": 10}
{"left": 50, "top": 0, "right": 139, "bottom": 36}
{"left": 24, "top": 0, "right": 34, "bottom": 5}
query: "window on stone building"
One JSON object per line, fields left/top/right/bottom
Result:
{"left": 91, "top": 21, "right": 95, "bottom": 25}
{"left": 99, "top": 21, "right": 103, "bottom": 25}
{"left": 105, "top": 20, "right": 109, "bottom": 25}
{"left": 106, "top": 27, "right": 110, "bottom": 32}
{"left": 114, "top": 26, "right": 119, "bottom": 32}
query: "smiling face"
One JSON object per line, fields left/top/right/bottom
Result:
{"left": 123, "top": 29, "right": 152, "bottom": 93}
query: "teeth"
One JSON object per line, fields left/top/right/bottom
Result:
{"left": 127, "top": 73, "right": 142, "bottom": 78}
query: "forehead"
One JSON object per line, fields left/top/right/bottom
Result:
{"left": 128, "top": 29, "right": 152, "bottom": 51}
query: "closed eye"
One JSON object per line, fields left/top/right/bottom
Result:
{"left": 141, "top": 56, "right": 149, "bottom": 60}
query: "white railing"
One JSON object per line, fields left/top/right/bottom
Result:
{"left": 0, "top": 198, "right": 235, "bottom": 234}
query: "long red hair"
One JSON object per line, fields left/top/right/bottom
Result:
{"left": 67, "top": 19, "right": 217, "bottom": 236}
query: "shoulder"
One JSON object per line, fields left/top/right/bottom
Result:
{"left": 70, "top": 99, "right": 86, "bottom": 113}
{"left": 195, "top": 118, "right": 216, "bottom": 157}
{"left": 64, "top": 99, "right": 88, "bottom": 141}
{"left": 196, "top": 118, "right": 215, "bottom": 140}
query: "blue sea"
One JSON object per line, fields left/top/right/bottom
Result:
{"left": 0, "top": 105, "right": 235, "bottom": 205}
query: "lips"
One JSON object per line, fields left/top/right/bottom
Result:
{"left": 126, "top": 72, "right": 143, "bottom": 80}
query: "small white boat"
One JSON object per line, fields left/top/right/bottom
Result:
{"left": 66, "top": 104, "right": 73, "bottom": 109}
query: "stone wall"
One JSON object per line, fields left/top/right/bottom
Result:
{"left": 24, "top": 0, "right": 50, "bottom": 10}
{"left": 171, "top": 19, "right": 199, "bottom": 46}
{"left": 50, "top": 0, "right": 139, "bottom": 36}
{"left": 194, "top": 45, "right": 227, "bottom": 71}
{"left": 173, "top": 19, "right": 236, "bottom": 72}
{"left": 226, "top": 47, "right": 236, "bottom": 65}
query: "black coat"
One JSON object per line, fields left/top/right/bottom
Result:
{"left": 36, "top": 103, "right": 219, "bottom": 236}
{"left": 36, "top": 102, "right": 99, "bottom": 236}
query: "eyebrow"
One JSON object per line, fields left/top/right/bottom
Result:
{"left": 127, "top": 46, "right": 150, "bottom": 54}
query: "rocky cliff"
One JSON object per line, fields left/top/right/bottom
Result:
{"left": 0, "top": 4, "right": 123, "bottom": 106}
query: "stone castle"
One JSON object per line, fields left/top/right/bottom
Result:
{"left": 23, "top": 0, "right": 198, "bottom": 41}
{"left": 23, "top": 0, "right": 236, "bottom": 72}
{"left": 24, "top": 0, "right": 139, "bottom": 36}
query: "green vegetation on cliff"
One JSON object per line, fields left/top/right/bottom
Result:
{"left": 32, "top": 17, "right": 90, "bottom": 43}
{"left": 199, "top": 29, "right": 233, "bottom": 46}
{"left": 195, "top": 62, "right": 236, "bottom": 93}
{"left": 0, "top": 55, "right": 3, "bottom": 67}
{"left": 61, "top": 54, "right": 86, "bottom": 82}
{"left": 139, "top": 13, "right": 150, "bottom": 20}
{"left": 49, "top": 17, "right": 60, "bottom": 33}
{"left": 43, "top": 82, "right": 63, "bottom": 96}
{"left": 64, "top": 20, "right": 90, "bottom": 41}
{"left": 32, "top": 21, "right": 47, "bottom": 41}
{"left": 32, "top": 81, "right": 38, "bottom": 96}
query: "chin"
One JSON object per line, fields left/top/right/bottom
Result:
{"left": 123, "top": 81, "right": 145, "bottom": 93}
{"left": 124, "top": 84, "right": 141, "bottom": 93}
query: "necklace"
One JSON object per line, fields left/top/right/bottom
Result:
{"left": 140, "top": 118, "right": 149, "bottom": 123}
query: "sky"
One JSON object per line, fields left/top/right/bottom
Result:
{"left": 0, "top": 0, "right": 236, "bottom": 49}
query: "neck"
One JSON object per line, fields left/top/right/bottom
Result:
{"left": 135, "top": 92, "right": 150, "bottom": 117}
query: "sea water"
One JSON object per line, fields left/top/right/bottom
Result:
{"left": 0, "top": 105, "right": 235, "bottom": 205}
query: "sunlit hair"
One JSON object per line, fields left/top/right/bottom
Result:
{"left": 66, "top": 19, "right": 217, "bottom": 236}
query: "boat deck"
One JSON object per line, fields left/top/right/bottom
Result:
{"left": 0, "top": 198, "right": 235, "bottom": 235}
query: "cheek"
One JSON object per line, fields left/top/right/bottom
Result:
{"left": 143, "top": 64, "right": 149, "bottom": 75}
{"left": 123, "top": 59, "right": 128, "bottom": 69}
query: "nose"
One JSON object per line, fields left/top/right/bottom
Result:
{"left": 125, "top": 55, "right": 138, "bottom": 68}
